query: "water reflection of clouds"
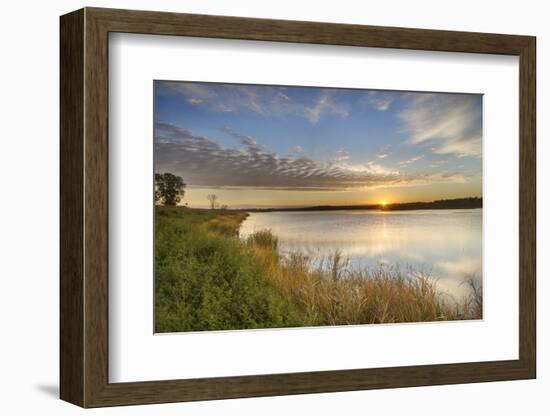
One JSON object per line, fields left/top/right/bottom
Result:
{"left": 240, "top": 210, "right": 482, "bottom": 299}
{"left": 432, "top": 257, "right": 482, "bottom": 300}
{"left": 435, "top": 257, "right": 482, "bottom": 278}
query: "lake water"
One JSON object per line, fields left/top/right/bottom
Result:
{"left": 239, "top": 209, "right": 482, "bottom": 300}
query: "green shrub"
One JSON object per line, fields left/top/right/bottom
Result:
{"left": 246, "top": 229, "right": 278, "bottom": 250}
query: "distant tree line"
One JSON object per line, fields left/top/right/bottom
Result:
{"left": 387, "top": 197, "right": 482, "bottom": 211}
{"left": 243, "top": 197, "right": 483, "bottom": 213}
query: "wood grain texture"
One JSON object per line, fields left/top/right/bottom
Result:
{"left": 83, "top": 10, "right": 110, "bottom": 406}
{"left": 59, "top": 8, "right": 84, "bottom": 407}
{"left": 89, "top": 7, "right": 532, "bottom": 55}
{"left": 59, "top": 7, "right": 537, "bottom": 408}
{"left": 518, "top": 38, "right": 536, "bottom": 375}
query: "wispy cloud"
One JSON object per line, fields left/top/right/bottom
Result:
{"left": 335, "top": 161, "right": 399, "bottom": 177}
{"left": 155, "top": 123, "right": 470, "bottom": 191}
{"left": 366, "top": 91, "right": 394, "bottom": 111}
{"left": 166, "top": 82, "right": 216, "bottom": 99}
{"left": 158, "top": 81, "right": 349, "bottom": 124}
{"left": 333, "top": 150, "right": 350, "bottom": 161}
{"left": 398, "top": 155, "right": 424, "bottom": 167}
{"left": 222, "top": 126, "right": 260, "bottom": 148}
{"left": 305, "top": 94, "right": 349, "bottom": 123}
{"left": 399, "top": 94, "right": 482, "bottom": 157}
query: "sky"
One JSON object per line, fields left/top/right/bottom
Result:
{"left": 154, "top": 81, "right": 482, "bottom": 209}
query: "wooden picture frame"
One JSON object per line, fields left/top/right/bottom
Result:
{"left": 60, "top": 7, "right": 536, "bottom": 408}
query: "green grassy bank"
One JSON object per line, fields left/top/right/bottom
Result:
{"left": 155, "top": 206, "right": 481, "bottom": 333}
{"left": 155, "top": 206, "right": 302, "bottom": 332}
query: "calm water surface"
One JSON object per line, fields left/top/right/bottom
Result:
{"left": 239, "top": 209, "right": 482, "bottom": 299}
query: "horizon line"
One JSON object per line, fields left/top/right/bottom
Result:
{"left": 177, "top": 196, "right": 483, "bottom": 211}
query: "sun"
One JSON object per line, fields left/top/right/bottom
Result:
{"left": 379, "top": 200, "right": 388, "bottom": 207}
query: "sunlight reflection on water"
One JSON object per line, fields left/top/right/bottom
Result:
{"left": 239, "top": 209, "right": 482, "bottom": 300}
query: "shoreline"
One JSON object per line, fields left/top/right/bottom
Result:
{"left": 242, "top": 206, "right": 483, "bottom": 214}
{"left": 235, "top": 197, "right": 482, "bottom": 213}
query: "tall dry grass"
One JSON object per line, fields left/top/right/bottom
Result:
{"left": 245, "top": 229, "right": 482, "bottom": 326}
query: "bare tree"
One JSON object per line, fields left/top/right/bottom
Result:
{"left": 207, "top": 194, "right": 218, "bottom": 209}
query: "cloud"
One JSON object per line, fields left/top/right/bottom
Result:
{"left": 376, "top": 153, "right": 389, "bottom": 159}
{"left": 292, "top": 145, "right": 304, "bottom": 153}
{"left": 222, "top": 126, "right": 260, "bottom": 148}
{"left": 164, "top": 82, "right": 216, "bottom": 99}
{"left": 398, "top": 155, "right": 424, "bottom": 167}
{"left": 431, "top": 135, "right": 481, "bottom": 157}
{"left": 333, "top": 150, "right": 350, "bottom": 161}
{"left": 305, "top": 94, "right": 349, "bottom": 123}
{"left": 335, "top": 161, "right": 399, "bottom": 176}
{"left": 366, "top": 91, "right": 394, "bottom": 111}
{"left": 155, "top": 123, "right": 471, "bottom": 191}
{"left": 158, "top": 81, "right": 349, "bottom": 124}
{"left": 399, "top": 94, "right": 482, "bottom": 157}
{"left": 277, "top": 91, "right": 290, "bottom": 101}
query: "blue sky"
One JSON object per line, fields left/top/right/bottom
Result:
{"left": 154, "top": 81, "right": 482, "bottom": 208}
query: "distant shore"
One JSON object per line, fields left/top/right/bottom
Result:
{"left": 238, "top": 197, "right": 482, "bottom": 213}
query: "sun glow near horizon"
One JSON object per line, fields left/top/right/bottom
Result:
{"left": 176, "top": 185, "right": 481, "bottom": 209}
{"left": 155, "top": 81, "right": 482, "bottom": 209}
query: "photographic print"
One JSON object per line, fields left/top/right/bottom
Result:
{"left": 154, "top": 81, "right": 483, "bottom": 333}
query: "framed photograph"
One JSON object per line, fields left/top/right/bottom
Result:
{"left": 60, "top": 7, "right": 536, "bottom": 407}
